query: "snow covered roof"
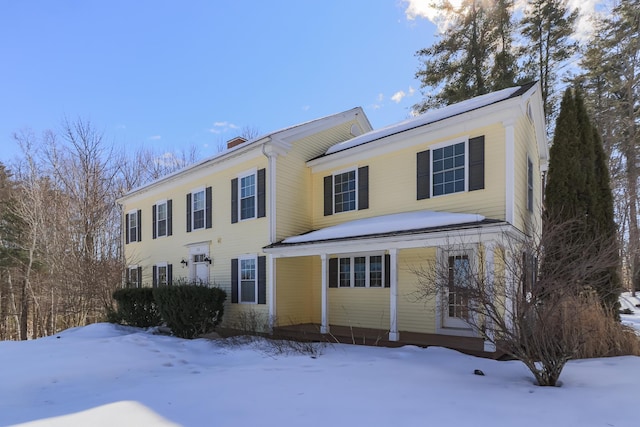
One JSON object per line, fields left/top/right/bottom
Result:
{"left": 277, "top": 210, "right": 489, "bottom": 245}
{"left": 325, "top": 82, "right": 536, "bottom": 156}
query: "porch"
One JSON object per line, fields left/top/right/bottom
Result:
{"left": 272, "top": 323, "right": 507, "bottom": 359}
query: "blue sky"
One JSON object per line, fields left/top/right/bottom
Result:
{"left": 0, "top": 0, "right": 442, "bottom": 164}
{"left": 0, "top": 0, "right": 601, "bottom": 165}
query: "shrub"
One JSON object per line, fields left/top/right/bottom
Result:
{"left": 111, "top": 288, "right": 162, "bottom": 328}
{"left": 153, "top": 285, "right": 226, "bottom": 339}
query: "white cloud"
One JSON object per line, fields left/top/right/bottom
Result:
{"left": 148, "top": 135, "right": 161, "bottom": 140}
{"left": 302, "top": 105, "right": 310, "bottom": 111}
{"left": 377, "top": 93, "right": 384, "bottom": 102}
{"left": 391, "top": 90, "right": 407, "bottom": 103}
{"left": 408, "top": 86, "right": 416, "bottom": 96}
{"left": 209, "top": 121, "right": 239, "bottom": 134}
{"left": 403, "top": 0, "right": 604, "bottom": 40}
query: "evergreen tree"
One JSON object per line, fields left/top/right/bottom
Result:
{"left": 578, "top": 0, "right": 639, "bottom": 296}
{"left": 543, "top": 88, "right": 621, "bottom": 317}
{"left": 520, "top": 0, "right": 578, "bottom": 125}
{"left": 414, "top": 0, "right": 520, "bottom": 111}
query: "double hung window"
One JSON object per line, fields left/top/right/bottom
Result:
{"left": 192, "top": 190, "right": 205, "bottom": 230}
{"left": 336, "top": 255, "right": 384, "bottom": 288}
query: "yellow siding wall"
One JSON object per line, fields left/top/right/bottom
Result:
{"left": 275, "top": 257, "right": 314, "bottom": 325}
{"left": 276, "top": 121, "right": 361, "bottom": 240}
{"left": 397, "top": 248, "right": 437, "bottom": 334}
{"left": 122, "top": 154, "right": 272, "bottom": 324}
{"left": 312, "top": 123, "right": 507, "bottom": 230}
{"left": 513, "top": 115, "right": 543, "bottom": 234}
{"left": 328, "top": 288, "right": 390, "bottom": 330}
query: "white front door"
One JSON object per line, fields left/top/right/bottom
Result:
{"left": 193, "top": 254, "right": 209, "bottom": 285}
{"left": 188, "top": 244, "right": 210, "bottom": 284}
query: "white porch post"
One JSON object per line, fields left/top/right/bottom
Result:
{"left": 388, "top": 248, "right": 399, "bottom": 341}
{"left": 267, "top": 254, "right": 276, "bottom": 331}
{"left": 504, "top": 250, "right": 514, "bottom": 332}
{"left": 483, "top": 243, "right": 496, "bottom": 352}
{"left": 320, "top": 253, "right": 330, "bottom": 334}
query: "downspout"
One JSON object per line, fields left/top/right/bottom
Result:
{"left": 261, "top": 143, "right": 277, "bottom": 244}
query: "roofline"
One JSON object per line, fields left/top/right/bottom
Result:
{"left": 117, "top": 107, "right": 368, "bottom": 203}
{"left": 309, "top": 81, "right": 538, "bottom": 162}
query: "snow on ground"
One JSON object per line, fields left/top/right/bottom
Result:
{"left": 2, "top": 317, "right": 640, "bottom": 427}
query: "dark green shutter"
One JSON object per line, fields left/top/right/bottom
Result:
{"left": 324, "top": 175, "right": 333, "bottom": 216}
{"left": 137, "top": 266, "right": 142, "bottom": 288}
{"left": 205, "top": 186, "right": 212, "bottom": 229}
{"left": 258, "top": 256, "right": 266, "bottom": 304}
{"left": 168, "top": 264, "right": 173, "bottom": 286}
{"left": 152, "top": 205, "right": 157, "bottom": 239}
{"left": 468, "top": 136, "right": 485, "bottom": 191}
{"left": 167, "top": 199, "right": 173, "bottom": 236}
{"left": 358, "top": 166, "right": 369, "bottom": 210}
{"left": 384, "top": 254, "right": 391, "bottom": 288}
{"left": 125, "top": 268, "right": 130, "bottom": 287}
{"left": 417, "top": 150, "right": 430, "bottom": 200}
{"left": 186, "top": 193, "right": 192, "bottom": 232}
{"left": 125, "top": 213, "right": 130, "bottom": 244}
{"left": 152, "top": 265, "right": 157, "bottom": 288}
{"left": 257, "top": 168, "right": 266, "bottom": 218}
{"left": 231, "top": 258, "right": 238, "bottom": 303}
{"left": 231, "top": 178, "right": 238, "bottom": 224}
{"left": 136, "top": 209, "right": 142, "bottom": 241}
{"left": 329, "top": 258, "right": 338, "bottom": 288}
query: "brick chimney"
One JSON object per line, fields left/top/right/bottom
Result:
{"left": 226, "top": 136, "right": 247, "bottom": 149}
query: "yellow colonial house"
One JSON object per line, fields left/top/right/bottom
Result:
{"left": 118, "top": 82, "right": 547, "bottom": 353}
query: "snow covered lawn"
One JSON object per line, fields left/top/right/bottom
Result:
{"left": 2, "top": 317, "right": 639, "bottom": 427}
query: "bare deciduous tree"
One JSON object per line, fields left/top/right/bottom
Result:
{"left": 412, "top": 220, "right": 637, "bottom": 386}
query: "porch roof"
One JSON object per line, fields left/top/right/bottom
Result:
{"left": 264, "top": 210, "right": 508, "bottom": 255}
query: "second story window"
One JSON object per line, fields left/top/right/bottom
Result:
{"left": 153, "top": 200, "right": 172, "bottom": 239}
{"left": 125, "top": 209, "right": 142, "bottom": 244}
{"left": 417, "top": 136, "right": 484, "bottom": 200}
{"left": 186, "top": 187, "right": 212, "bottom": 232}
{"left": 193, "top": 190, "right": 205, "bottom": 230}
{"left": 527, "top": 157, "right": 534, "bottom": 212}
{"left": 231, "top": 169, "right": 266, "bottom": 224}
{"left": 334, "top": 170, "right": 357, "bottom": 213}
{"left": 432, "top": 142, "right": 465, "bottom": 196}
{"left": 240, "top": 173, "right": 256, "bottom": 220}
{"left": 323, "top": 166, "right": 369, "bottom": 216}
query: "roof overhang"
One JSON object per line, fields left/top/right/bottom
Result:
{"left": 263, "top": 220, "right": 522, "bottom": 258}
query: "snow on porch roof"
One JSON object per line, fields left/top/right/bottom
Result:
{"left": 279, "top": 210, "right": 487, "bottom": 245}
{"left": 324, "top": 82, "right": 536, "bottom": 156}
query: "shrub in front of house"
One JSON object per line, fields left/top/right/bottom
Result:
{"left": 153, "top": 285, "right": 226, "bottom": 339}
{"left": 110, "top": 288, "right": 163, "bottom": 328}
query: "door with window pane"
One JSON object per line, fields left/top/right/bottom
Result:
{"left": 444, "top": 255, "right": 472, "bottom": 328}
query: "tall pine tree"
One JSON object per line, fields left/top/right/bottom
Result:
{"left": 414, "top": 0, "right": 520, "bottom": 111}
{"left": 543, "top": 88, "right": 621, "bottom": 317}
{"left": 520, "top": 0, "right": 578, "bottom": 125}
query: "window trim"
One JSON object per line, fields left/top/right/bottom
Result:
{"left": 127, "top": 264, "right": 141, "bottom": 288}
{"left": 430, "top": 137, "right": 469, "bottom": 198}
{"left": 155, "top": 262, "right": 168, "bottom": 287}
{"left": 127, "top": 209, "right": 139, "bottom": 243}
{"left": 155, "top": 199, "right": 168, "bottom": 238}
{"left": 191, "top": 187, "right": 206, "bottom": 230}
{"left": 335, "top": 253, "right": 385, "bottom": 288}
{"left": 238, "top": 254, "right": 258, "bottom": 304}
{"left": 238, "top": 168, "right": 258, "bottom": 221}
{"left": 332, "top": 167, "right": 358, "bottom": 214}
{"left": 527, "top": 156, "right": 534, "bottom": 212}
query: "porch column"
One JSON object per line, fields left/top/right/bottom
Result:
{"left": 320, "top": 253, "right": 330, "bottom": 334}
{"left": 388, "top": 248, "right": 399, "bottom": 341}
{"left": 483, "top": 243, "right": 496, "bottom": 352}
{"left": 267, "top": 254, "right": 276, "bottom": 331}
